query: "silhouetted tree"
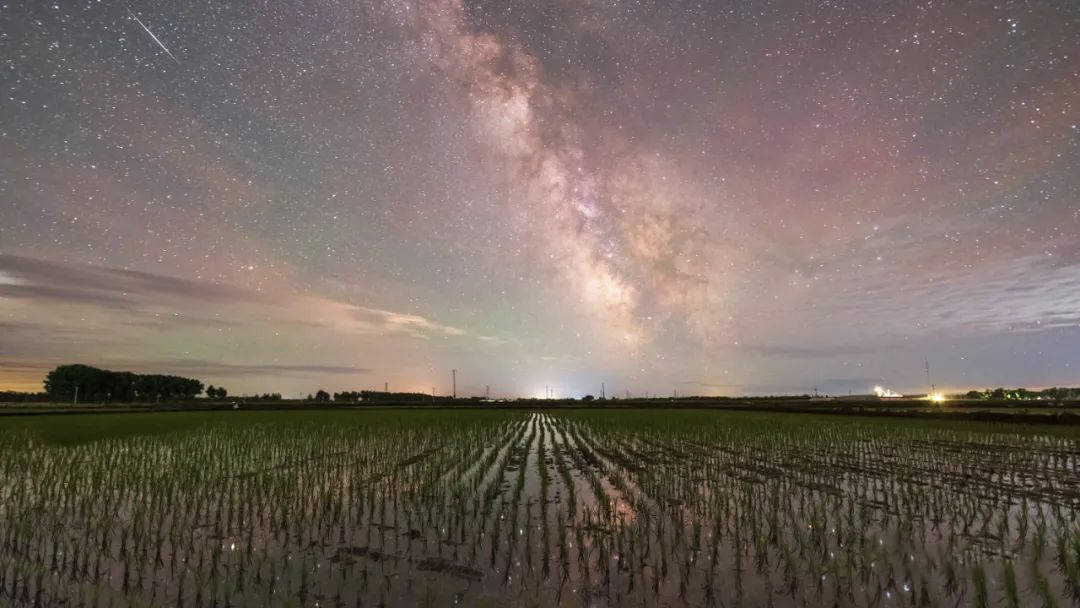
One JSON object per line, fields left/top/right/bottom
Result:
{"left": 314, "top": 389, "right": 330, "bottom": 402}
{"left": 962, "top": 387, "right": 1079, "bottom": 401}
{"left": 0, "top": 391, "right": 50, "bottom": 403}
{"left": 44, "top": 364, "right": 203, "bottom": 403}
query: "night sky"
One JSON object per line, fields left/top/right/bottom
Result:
{"left": 1, "top": 0, "right": 1078, "bottom": 398}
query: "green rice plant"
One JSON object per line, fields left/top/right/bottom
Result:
{"left": 1002, "top": 560, "right": 1019, "bottom": 608}
{"left": 2, "top": 408, "right": 1079, "bottom": 607}
{"left": 971, "top": 561, "right": 988, "bottom": 608}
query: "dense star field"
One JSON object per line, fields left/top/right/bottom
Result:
{"left": 1, "top": 0, "right": 1078, "bottom": 396}
{"left": 2, "top": 410, "right": 1079, "bottom": 607}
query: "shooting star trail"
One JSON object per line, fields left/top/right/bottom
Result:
{"left": 127, "top": 9, "right": 179, "bottom": 63}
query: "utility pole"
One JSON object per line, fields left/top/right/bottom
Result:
{"left": 626, "top": 389, "right": 630, "bottom": 399}
{"left": 485, "top": 385, "right": 490, "bottom": 400}
{"left": 925, "top": 358, "right": 935, "bottom": 394}
{"left": 452, "top": 369, "right": 457, "bottom": 399}
{"left": 601, "top": 382, "right": 605, "bottom": 400}
{"left": 384, "top": 381, "right": 388, "bottom": 393}
{"left": 73, "top": 385, "right": 79, "bottom": 406}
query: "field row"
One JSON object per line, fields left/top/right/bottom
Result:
{"left": 1, "top": 409, "right": 1079, "bottom": 606}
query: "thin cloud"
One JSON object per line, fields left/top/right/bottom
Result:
{"left": 477, "top": 335, "right": 510, "bottom": 345}
{"left": 127, "top": 360, "right": 372, "bottom": 377}
{"left": 0, "top": 256, "right": 464, "bottom": 392}
{"left": 732, "top": 343, "right": 880, "bottom": 358}
{"left": 0, "top": 255, "right": 464, "bottom": 339}
{"left": 0, "top": 254, "right": 268, "bottom": 307}
{"left": 354, "top": 307, "right": 465, "bottom": 338}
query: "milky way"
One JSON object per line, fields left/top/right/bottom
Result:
{"left": 1, "top": 1, "right": 1078, "bottom": 397}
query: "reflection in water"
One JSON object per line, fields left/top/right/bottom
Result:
{"left": 1, "top": 410, "right": 1079, "bottom": 607}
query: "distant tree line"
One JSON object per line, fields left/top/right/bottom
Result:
{"left": 327, "top": 390, "right": 454, "bottom": 403}
{"left": 962, "top": 387, "right": 1080, "bottom": 401}
{"left": 0, "top": 391, "right": 51, "bottom": 403}
{"left": 205, "top": 385, "right": 229, "bottom": 399}
{"left": 43, "top": 364, "right": 205, "bottom": 403}
{"left": 213, "top": 392, "right": 282, "bottom": 402}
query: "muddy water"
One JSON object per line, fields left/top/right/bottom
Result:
{"left": 2, "top": 410, "right": 1079, "bottom": 607}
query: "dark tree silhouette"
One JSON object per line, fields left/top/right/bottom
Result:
{"left": 44, "top": 364, "right": 203, "bottom": 403}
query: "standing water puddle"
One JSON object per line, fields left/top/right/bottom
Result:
{"left": 2, "top": 409, "right": 1079, "bottom": 606}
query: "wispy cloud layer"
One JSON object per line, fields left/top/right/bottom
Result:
{"left": 0, "top": 255, "right": 461, "bottom": 392}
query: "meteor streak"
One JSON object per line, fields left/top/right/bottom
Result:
{"left": 127, "top": 9, "right": 179, "bottom": 63}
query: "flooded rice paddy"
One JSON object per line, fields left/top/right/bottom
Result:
{"left": 1, "top": 408, "right": 1079, "bottom": 607}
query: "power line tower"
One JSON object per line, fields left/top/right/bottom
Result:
{"left": 485, "top": 385, "right": 490, "bottom": 400}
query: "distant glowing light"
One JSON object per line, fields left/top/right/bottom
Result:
{"left": 873, "top": 385, "right": 903, "bottom": 398}
{"left": 926, "top": 392, "right": 946, "bottom": 403}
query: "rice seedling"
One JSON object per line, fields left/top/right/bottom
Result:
{"left": 0, "top": 408, "right": 1077, "bottom": 606}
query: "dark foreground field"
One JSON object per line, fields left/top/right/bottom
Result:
{"left": 2, "top": 410, "right": 1079, "bottom": 607}
{"left": 4, "top": 398, "right": 1080, "bottom": 427}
